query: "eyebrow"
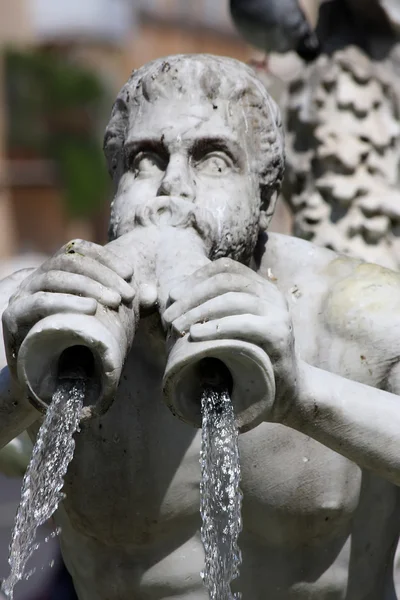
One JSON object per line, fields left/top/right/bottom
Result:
{"left": 190, "top": 136, "right": 243, "bottom": 163}
{"left": 124, "top": 134, "right": 245, "bottom": 165}
{"left": 123, "top": 138, "right": 168, "bottom": 165}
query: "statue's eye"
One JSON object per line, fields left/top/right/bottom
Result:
{"left": 195, "top": 152, "right": 232, "bottom": 175}
{"left": 132, "top": 152, "right": 166, "bottom": 176}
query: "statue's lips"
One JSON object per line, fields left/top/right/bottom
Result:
{"left": 133, "top": 196, "right": 218, "bottom": 252}
{"left": 135, "top": 196, "right": 208, "bottom": 225}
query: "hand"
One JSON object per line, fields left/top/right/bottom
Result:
{"left": 2, "top": 239, "right": 135, "bottom": 377}
{"left": 162, "top": 258, "right": 300, "bottom": 423}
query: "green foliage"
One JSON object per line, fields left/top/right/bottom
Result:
{"left": 50, "top": 134, "right": 109, "bottom": 217}
{"left": 5, "top": 48, "right": 110, "bottom": 217}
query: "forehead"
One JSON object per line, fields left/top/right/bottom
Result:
{"left": 126, "top": 94, "right": 254, "bottom": 147}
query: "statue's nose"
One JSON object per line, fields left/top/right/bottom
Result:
{"left": 157, "top": 155, "right": 195, "bottom": 201}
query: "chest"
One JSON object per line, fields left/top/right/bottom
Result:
{"left": 60, "top": 349, "right": 361, "bottom": 549}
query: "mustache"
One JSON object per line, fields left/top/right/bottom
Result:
{"left": 133, "top": 196, "right": 217, "bottom": 242}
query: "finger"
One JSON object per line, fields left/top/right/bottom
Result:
{"left": 64, "top": 239, "right": 133, "bottom": 281}
{"left": 164, "top": 274, "right": 267, "bottom": 325}
{"left": 4, "top": 292, "right": 97, "bottom": 333}
{"left": 189, "top": 314, "right": 281, "bottom": 351}
{"left": 169, "top": 258, "right": 261, "bottom": 303}
{"left": 31, "top": 271, "right": 121, "bottom": 309}
{"left": 138, "top": 283, "right": 158, "bottom": 310}
{"left": 48, "top": 255, "right": 134, "bottom": 304}
{"left": 171, "top": 292, "right": 266, "bottom": 335}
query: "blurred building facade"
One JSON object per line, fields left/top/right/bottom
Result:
{"left": 0, "top": 0, "right": 291, "bottom": 262}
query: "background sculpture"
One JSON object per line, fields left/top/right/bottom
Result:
{"left": 282, "top": 45, "right": 400, "bottom": 269}
{"left": 233, "top": 0, "right": 400, "bottom": 268}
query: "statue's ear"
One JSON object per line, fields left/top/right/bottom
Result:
{"left": 259, "top": 188, "right": 279, "bottom": 231}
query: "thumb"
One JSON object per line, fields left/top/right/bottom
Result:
{"left": 139, "top": 283, "right": 158, "bottom": 311}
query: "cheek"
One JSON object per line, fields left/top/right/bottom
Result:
{"left": 116, "top": 173, "right": 161, "bottom": 208}
{"left": 197, "top": 179, "right": 259, "bottom": 257}
{"left": 110, "top": 174, "right": 162, "bottom": 236}
{"left": 204, "top": 179, "right": 257, "bottom": 224}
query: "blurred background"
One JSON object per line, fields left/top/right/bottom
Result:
{"left": 0, "top": 0, "right": 291, "bottom": 267}
{"left": 0, "top": 2, "right": 292, "bottom": 598}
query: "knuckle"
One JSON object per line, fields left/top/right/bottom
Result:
{"left": 215, "top": 257, "right": 235, "bottom": 272}
{"left": 224, "top": 291, "right": 238, "bottom": 303}
{"left": 32, "top": 291, "right": 50, "bottom": 311}
{"left": 258, "top": 317, "right": 270, "bottom": 341}
{"left": 8, "top": 289, "right": 21, "bottom": 305}
{"left": 56, "top": 254, "right": 80, "bottom": 273}
{"left": 44, "top": 255, "right": 62, "bottom": 273}
{"left": 40, "top": 271, "right": 54, "bottom": 290}
{"left": 63, "top": 239, "right": 86, "bottom": 256}
{"left": 214, "top": 272, "right": 235, "bottom": 289}
{"left": 68, "top": 238, "right": 85, "bottom": 247}
{"left": 103, "top": 246, "right": 118, "bottom": 260}
{"left": 2, "top": 306, "right": 13, "bottom": 329}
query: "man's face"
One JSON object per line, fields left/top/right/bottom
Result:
{"left": 110, "top": 93, "right": 261, "bottom": 261}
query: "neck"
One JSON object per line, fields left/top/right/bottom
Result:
{"left": 251, "top": 230, "right": 269, "bottom": 271}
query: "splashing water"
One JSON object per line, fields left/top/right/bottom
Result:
{"left": 1, "top": 379, "right": 84, "bottom": 599}
{"left": 200, "top": 388, "right": 243, "bottom": 600}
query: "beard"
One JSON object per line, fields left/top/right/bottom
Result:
{"left": 109, "top": 195, "right": 260, "bottom": 265}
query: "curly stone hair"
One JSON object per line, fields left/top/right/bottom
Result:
{"left": 103, "top": 54, "right": 285, "bottom": 223}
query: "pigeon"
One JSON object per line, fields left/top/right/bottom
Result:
{"left": 230, "top": 0, "right": 321, "bottom": 62}
{"left": 316, "top": 0, "right": 400, "bottom": 58}
{"left": 347, "top": 0, "right": 400, "bottom": 36}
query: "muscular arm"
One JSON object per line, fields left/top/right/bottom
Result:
{"left": 286, "top": 262, "right": 400, "bottom": 487}
{"left": 0, "top": 269, "right": 39, "bottom": 449}
{"left": 167, "top": 253, "right": 400, "bottom": 487}
{"left": 287, "top": 360, "right": 400, "bottom": 486}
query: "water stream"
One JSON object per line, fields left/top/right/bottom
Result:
{"left": 1, "top": 379, "right": 84, "bottom": 599}
{"left": 2, "top": 378, "right": 243, "bottom": 599}
{"left": 200, "top": 388, "right": 243, "bottom": 600}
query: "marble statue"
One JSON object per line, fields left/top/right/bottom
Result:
{"left": 2, "top": 54, "right": 400, "bottom": 599}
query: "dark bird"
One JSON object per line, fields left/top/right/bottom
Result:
{"left": 230, "top": 0, "right": 321, "bottom": 62}
{"left": 315, "top": 0, "right": 400, "bottom": 59}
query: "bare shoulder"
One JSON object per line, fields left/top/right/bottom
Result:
{"left": 323, "top": 260, "right": 400, "bottom": 349}
{"left": 260, "top": 232, "right": 400, "bottom": 364}
{"left": 259, "top": 232, "right": 361, "bottom": 293}
{"left": 322, "top": 260, "right": 400, "bottom": 390}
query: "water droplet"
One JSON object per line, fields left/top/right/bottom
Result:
{"left": 24, "top": 568, "right": 36, "bottom": 581}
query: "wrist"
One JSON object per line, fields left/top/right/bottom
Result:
{"left": 280, "top": 359, "right": 313, "bottom": 428}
